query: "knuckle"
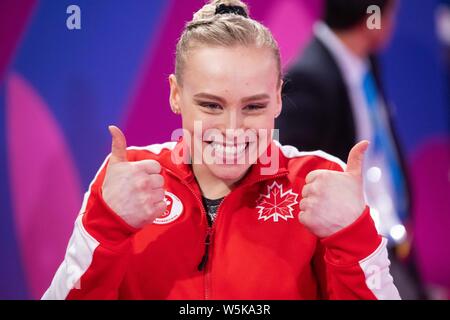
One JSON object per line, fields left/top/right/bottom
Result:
{"left": 150, "top": 174, "right": 165, "bottom": 188}
{"left": 305, "top": 183, "right": 317, "bottom": 196}
{"left": 133, "top": 180, "right": 143, "bottom": 191}
{"left": 308, "top": 197, "right": 318, "bottom": 209}
{"left": 148, "top": 160, "right": 162, "bottom": 173}
{"left": 301, "top": 185, "right": 309, "bottom": 197}
{"left": 299, "top": 198, "right": 308, "bottom": 211}
{"left": 130, "top": 161, "right": 141, "bottom": 171}
{"left": 310, "top": 184, "right": 318, "bottom": 195}
{"left": 147, "top": 200, "right": 166, "bottom": 220}
{"left": 134, "top": 178, "right": 147, "bottom": 191}
{"left": 299, "top": 211, "right": 310, "bottom": 225}
{"left": 151, "top": 188, "right": 166, "bottom": 202}
{"left": 314, "top": 172, "right": 324, "bottom": 182}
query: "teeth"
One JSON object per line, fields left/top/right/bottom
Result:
{"left": 225, "top": 145, "right": 235, "bottom": 154}
{"left": 210, "top": 142, "right": 247, "bottom": 156}
{"left": 214, "top": 143, "right": 224, "bottom": 153}
{"left": 236, "top": 144, "right": 246, "bottom": 153}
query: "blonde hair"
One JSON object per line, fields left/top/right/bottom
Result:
{"left": 175, "top": 0, "right": 282, "bottom": 87}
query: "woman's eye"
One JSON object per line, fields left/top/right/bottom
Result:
{"left": 200, "top": 103, "right": 223, "bottom": 110}
{"left": 245, "top": 104, "right": 266, "bottom": 111}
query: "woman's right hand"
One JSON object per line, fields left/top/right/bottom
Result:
{"left": 102, "top": 126, "right": 167, "bottom": 229}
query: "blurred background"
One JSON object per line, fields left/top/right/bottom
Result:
{"left": 0, "top": 0, "right": 448, "bottom": 299}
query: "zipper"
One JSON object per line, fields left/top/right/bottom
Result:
{"left": 200, "top": 170, "right": 290, "bottom": 299}
{"left": 200, "top": 192, "right": 229, "bottom": 300}
{"left": 164, "top": 168, "right": 214, "bottom": 299}
{"left": 197, "top": 227, "right": 212, "bottom": 271}
{"left": 165, "top": 167, "right": 289, "bottom": 299}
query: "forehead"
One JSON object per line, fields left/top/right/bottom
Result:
{"left": 182, "top": 46, "right": 279, "bottom": 96}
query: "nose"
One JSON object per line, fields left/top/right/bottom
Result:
{"left": 224, "top": 109, "right": 243, "bottom": 131}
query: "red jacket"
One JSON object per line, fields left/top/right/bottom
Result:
{"left": 43, "top": 140, "right": 400, "bottom": 300}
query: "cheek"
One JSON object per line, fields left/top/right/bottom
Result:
{"left": 244, "top": 114, "right": 275, "bottom": 131}
{"left": 245, "top": 115, "right": 276, "bottom": 149}
{"left": 182, "top": 116, "right": 220, "bottom": 144}
{"left": 180, "top": 102, "right": 208, "bottom": 129}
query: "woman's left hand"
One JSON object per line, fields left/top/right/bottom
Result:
{"left": 298, "top": 141, "right": 370, "bottom": 238}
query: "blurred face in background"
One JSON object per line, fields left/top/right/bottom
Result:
{"left": 169, "top": 45, "right": 282, "bottom": 184}
{"left": 368, "top": 0, "right": 399, "bottom": 52}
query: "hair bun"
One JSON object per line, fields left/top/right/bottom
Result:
{"left": 192, "top": 0, "right": 249, "bottom": 22}
{"left": 215, "top": 4, "right": 248, "bottom": 18}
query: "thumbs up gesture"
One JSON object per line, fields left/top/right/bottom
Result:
{"left": 102, "top": 126, "right": 167, "bottom": 229}
{"left": 298, "top": 141, "right": 369, "bottom": 238}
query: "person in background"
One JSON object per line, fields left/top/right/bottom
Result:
{"left": 276, "top": 0, "right": 427, "bottom": 299}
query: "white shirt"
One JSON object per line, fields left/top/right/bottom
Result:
{"left": 314, "top": 22, "right": 373, "bottom": 142}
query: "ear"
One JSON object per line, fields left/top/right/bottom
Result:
{"left": 275, "top": 79, "right": 283, "bottom": 118}
{"left": 169, "top": 74, "right": 182, "bottom": 114}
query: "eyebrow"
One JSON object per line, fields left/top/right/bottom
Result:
{"left": 193, "top": 92, "right": 270, "bottom": 104}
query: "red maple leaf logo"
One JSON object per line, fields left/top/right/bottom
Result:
{"left": 256, "top": 182, "right": 299, "bottom": 222}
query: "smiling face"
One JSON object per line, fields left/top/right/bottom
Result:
{"left": 169, "top": 45, "right": 282, "bottom": 184}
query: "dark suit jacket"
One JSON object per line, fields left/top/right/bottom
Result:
{"left": 276, "top": 36, "right": 412, "bottom": 214}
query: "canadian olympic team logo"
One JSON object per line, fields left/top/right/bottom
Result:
{"left": 153, "top": 191, "right": 184, "bottom": 225}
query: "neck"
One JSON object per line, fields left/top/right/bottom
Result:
{"left": 192, "top": 164, "right": 236, "bottom": 199}
{"left": 334, "top": 29, "right": 370, "bottom": 59}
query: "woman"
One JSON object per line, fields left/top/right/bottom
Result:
{"left": 43, "top": 0, "right": 400, "bottom": 299}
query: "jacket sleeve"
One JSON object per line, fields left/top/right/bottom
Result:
{"left": 311, "top": 161, "right": 401, "bottom": 300}
{"left": 42, "top": 156, "right": 138, "bottom": 300}
{"left": 313, "top": 206, "right": 401, "bottom": 300}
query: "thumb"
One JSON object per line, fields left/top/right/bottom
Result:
{"left": 345, "top": 140, "right": 370, "bottom": 177}
{"left": 108, "top": 125, "right": 128, "bottom": 164}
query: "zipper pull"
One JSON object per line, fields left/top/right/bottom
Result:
{"left": 198, "top": 228, "right": 212, "bottom": 271}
